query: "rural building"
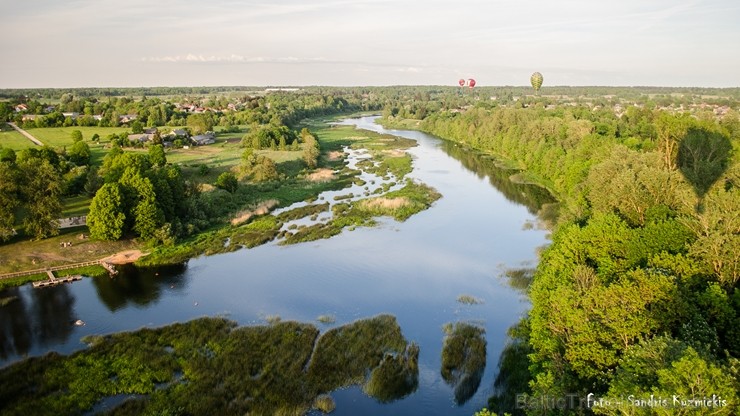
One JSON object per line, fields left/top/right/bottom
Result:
{"left": 127, "top": 133, "right": 153, "bottom": 143}
{"left": 191, "top": 132, "right": 216, "bottom": 145}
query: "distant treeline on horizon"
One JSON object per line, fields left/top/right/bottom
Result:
{"left": 1, "top": 85, "right": 740, "bottom": 100}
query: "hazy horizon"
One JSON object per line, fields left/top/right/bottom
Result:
{"left": 2, "top": 0, "right": 739, "bottom": 89}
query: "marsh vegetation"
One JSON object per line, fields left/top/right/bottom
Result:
{"left": 0, "top": 315, "right": 419, "bottom": 416}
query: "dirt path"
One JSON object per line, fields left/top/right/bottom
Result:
{"left": 101, "top": 250, "right": 147, "bottom": 265}
{"left": 8, "top": 122, "right": 44, "bottom": 146}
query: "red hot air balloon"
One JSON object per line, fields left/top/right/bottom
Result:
{"left": 468, "top": 78, "right": 476, "bottom": 89}
{"left": 458, "top": 79, "right": 466, "bottom": 87}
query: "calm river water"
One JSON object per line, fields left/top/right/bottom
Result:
{"left": 0, "top": 117, "right": 553, "bottom": 415}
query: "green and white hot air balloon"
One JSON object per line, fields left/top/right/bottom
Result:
{"left": 530, "top": 72, "right": 543, "bottom": 92}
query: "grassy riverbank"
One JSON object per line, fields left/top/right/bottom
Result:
{"left": 1, "top": 116, "right": 443, "bottom": 283}
{"left": 139, "top": 121, "right": 440, "bottom": 266}
{"left": 0, "top": 315, "right": 418, "bottom": 415}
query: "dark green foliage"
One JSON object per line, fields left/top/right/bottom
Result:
{"left": 0, "top": 147, "right": 17, "bottom": 163}
{"left": 240, "top": 154, "right": 279, "bottom": 182}
{"left": 87, "top": 183, "right": 126, "bottom": 240}
{"left": 70, "top": 129, "right": 83, "bottom": 142}
{"left": 18, "top": 158, "right": 63, "bottom": 239}
{"left": 0, "top": 161, "right": 19, "bottom": 241}
{"left": 302, "top": 128, "right": 320, "bottom": 169}
{"left": 441, "top": 322, "right": 487, "bottom": 405}
{"left": 678, "top": 126, "right": 733, "bottom": 197}
{"left": 214, "top": 172, "right": 238, "bottom": 193}
{"left": 604, "top": 336, "right": 738, "bottom": 415}
{"left": 488, "top": 322, "right": 532, "bottom": 416}
{"left": 68, "top": 140, "right": 91, "bottom": 166}
{"left": 405, "top": 102, "right": 738, "bottom": 411}
{"left": 147, "top": 144, "right": 166, "bottom": 168}
{"left": 0, "top": 315, "right": 418, "bottom": 416}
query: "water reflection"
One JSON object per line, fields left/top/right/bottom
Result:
{"left": 92, "top": 263, "right": 188, "bottom": 312}
{"left": 0, "top": 284, "right": 77, "bottom": 360}
{"left": 0, "top": 117, "right": 554, "bottom": 415}
{"left": 439, "top": 141, "right": 555, "bottom": 215}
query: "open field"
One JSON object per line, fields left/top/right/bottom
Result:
{"left": 25, "top": 126, "right": 130, "bottom": 147}
{"left": 0, "top": 228, "right": 138, "bottom": 274}
{"left": 23, "top": 126, "right": 129, "bottom": 165}
{"left": 0, "top": 124, "right": 35, "bottom": 150}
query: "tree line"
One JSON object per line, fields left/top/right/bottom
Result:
{"left": 399, "top": 103, "right": 739, "bottom": 414}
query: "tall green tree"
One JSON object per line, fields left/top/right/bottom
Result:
{"left": 18, "top": 159, "right": 63, "bottom": 239}
{"left": 302, "top": 128, "right": 319, "bottom": 169}
{"left": 214, "top": 172, "right": 238, "bottom": 193}
{"left": 119, "top": 167, "right": 163, "bottom": 239}
{"left": 0, "top": 162, "right": 19, "bottom": 241}
{"left": 148, "top": 144, "right": 166, "bottom": 168}
{"left": 68, "top": 140, "right": 91, "bottom": 166}
{"left": 186, "top": 113, "right": 214, "bottom": 135}
{"left": 87, "top": 183, "right": 126, "bottom": 240}
{"left": 70, "top": 130, "right": 83, "bottom": 142}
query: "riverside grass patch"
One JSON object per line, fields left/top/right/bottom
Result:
{"left": 0, "top": 315, "right": 419, "bottom": 416}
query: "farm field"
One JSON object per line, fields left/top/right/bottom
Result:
{"left": 0, "top": 124, "right": 34, "bottom": 150}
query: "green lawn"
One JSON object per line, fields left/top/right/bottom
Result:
{"left": 0, "top": 125, "right": 36, "bottom": 150}
{"left": 62, "top": 195, "right": 93, "bottom": 217}
{"left": 23, "top": 126, "right": 130, "bottom": 166}
{"left": 25, "top": 126, "right": 130, "bottom": 148}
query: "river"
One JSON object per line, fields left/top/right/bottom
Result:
{"left": 0, "top": 116, "right": 553, "bottom": 415}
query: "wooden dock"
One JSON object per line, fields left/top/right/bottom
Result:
{"left": 0, "top": 259, "right": 118, "bottom": 288}
{"left": 100, "top": 261, "right": 118, "bottom": 275}
{"left": 32, "top": 272, "right": 82, "bottom": 288}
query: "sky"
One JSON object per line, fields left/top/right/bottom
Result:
{"left": 1, "top": 0, "right": 739, "bottom": 88}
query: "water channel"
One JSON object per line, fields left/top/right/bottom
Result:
{"left": 0, "top": 116, "right": 554, "bottom": 415}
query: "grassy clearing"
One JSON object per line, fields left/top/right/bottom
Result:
{"left": 61, "top": 195, "right": 92, "bottom": 217}
{"left": 0, "top": 315, "right": 417, "bottom": 415}
{"left": 16, "top": 126, "right": 126, "bottom": 166}
{"left": 351, "top": 180, "right": 442, "bottom": 222}
{"left": 56, "top": 264, "right": 108, "bottom": 278}
{"left": 0, "top": 126, "right": 35, "bottom": 150}
{"left": 25, "top": 127, "right": 130, "bottom": 148}
{"left": 441, "top": 322, "right": 487, "bottom": 405}
{"left": 0, "top": 230, "right": 138, "bottom": 274}
{"left": 0, "top": 274, "right": 47, "bottom": 290}
{"left": 0, "top": 264, "right": 110, "bottom": 290}
{"left": 138, "top": 215, "right": 283, "bottom": 266}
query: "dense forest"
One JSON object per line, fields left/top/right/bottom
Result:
{"left": 382, "top": 93, "right": 739, "bottom": 414}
